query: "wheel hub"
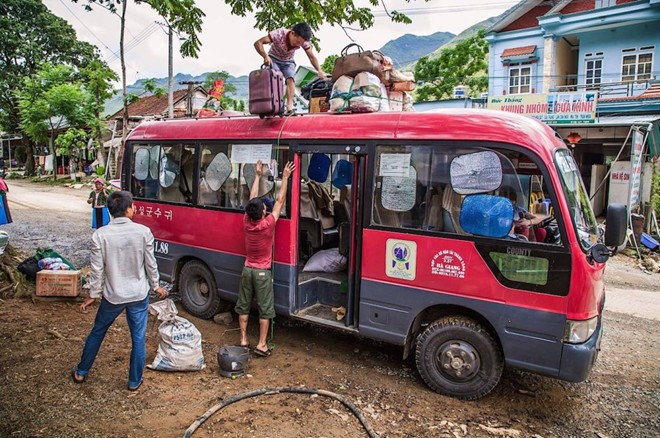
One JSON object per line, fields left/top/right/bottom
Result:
{"left": 197, "top": 279, "right": 209, "bottom": 296}
{"left": 437, "top": 341, "right": 480, "bottom": 381}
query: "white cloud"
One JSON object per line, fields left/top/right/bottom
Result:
{"left": 42, "top": 0, "right": 514, "bottom": 84}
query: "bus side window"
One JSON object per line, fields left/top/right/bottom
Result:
{"left": 372, "top": 150, "right": 418, "bottom": 228}
{"left": 158, "top": 145, "right": 194, "bottom": 205}
{"left": 132, "top": 144, "right": 161, "bottom": 200}
{"left": 199, "top": 145, "right": 231, "bottom": 207}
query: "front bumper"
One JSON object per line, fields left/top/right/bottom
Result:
{"left": 558, "top": 314, "right": 603, "bottom": 382}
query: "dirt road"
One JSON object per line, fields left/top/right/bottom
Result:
{"left": 1, "top": 179, "right": 659, "bottom": 438}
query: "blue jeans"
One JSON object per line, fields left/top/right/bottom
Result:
{"left": 270, "top": 56, "right": 296, "bottom": 79}
{"left": 76, "top": 295, "right": 149, "bottom": 388}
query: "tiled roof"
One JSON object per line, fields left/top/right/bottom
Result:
{"left": 501, "top": 45, "right": 537, "bottom": 58}
{"left": 599, "top": 83, "right": 660, "bottom": 102}
{"left": 501, "top": 5, "right": 553, "bottom": 32}
{"left": 108, "top": 89, "right": 193, "bottom": 120}
{"left": 640, "top": 82, "right": 660, "bottom": 99}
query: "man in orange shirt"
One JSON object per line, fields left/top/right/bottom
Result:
{"left": 235, "top": 159, "right": 295, "bottom": 357}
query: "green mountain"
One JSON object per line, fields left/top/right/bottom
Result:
{"left": 379, "top": 31, "right": 455, "bottom": 68}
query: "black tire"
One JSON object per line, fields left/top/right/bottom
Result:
{"left": 179, "top": 260, "right": 230, "bottom": 319}
{"left": 415, "top": 316, "right": 503, "bottom": 400}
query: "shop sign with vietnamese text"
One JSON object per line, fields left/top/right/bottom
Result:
{"left": 629, "top": 129, "right": 644, "bottom": 208}
{"left": 488, "top": 92, "right": 597, "bottom": 124}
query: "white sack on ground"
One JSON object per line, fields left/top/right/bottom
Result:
{"left": 147, "top": 299, "right": 206, "bottom": 371}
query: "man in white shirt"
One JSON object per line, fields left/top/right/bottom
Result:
{"left": 72, "top": 191, "right": 167, "bottom": 391}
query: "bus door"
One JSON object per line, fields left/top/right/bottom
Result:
{"left": 292, "top": 145, "right": 367, "bottom": 331}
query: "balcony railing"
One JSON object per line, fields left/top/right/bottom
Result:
{"left": 548, "top": 76, "right": 655, "bottom": 97}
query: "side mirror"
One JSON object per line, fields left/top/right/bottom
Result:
{"left": 590, "top": 243, "right": 611, "bottom": 264}
{"left": 604, "top": 203, "right": 627, "bottom": 247}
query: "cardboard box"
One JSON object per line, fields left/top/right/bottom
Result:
{"left": 388, "top": 91, "right": 404, "bottom": 112}
{"left": 310, "top": 96, "right": 330, "bottom": 113}
{"left": 390, "top": 81, "right": 416, "bottom": 92}
{"left": 36, "top": 270, "right": 81, "bottom": 297}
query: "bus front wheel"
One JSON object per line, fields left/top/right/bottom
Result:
{"left": 415, "top": 316, "right": 503, "bottom": 400}
{"left": 179, "top": 260, "right": 229, "bottom": 319}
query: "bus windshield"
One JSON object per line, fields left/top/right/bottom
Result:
{"left": 555, "top": 149, "right": 599, "bottom": 251}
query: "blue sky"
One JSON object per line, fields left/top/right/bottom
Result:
{"left": 43, "top": 0, "right": 515, "bottom": 83}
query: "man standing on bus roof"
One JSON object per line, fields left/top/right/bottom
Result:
{"left": 235, "top": 159, "right": 295, "bottom": 357}
{"left": 254, "top": 22, "right": 326, "bottom": 116}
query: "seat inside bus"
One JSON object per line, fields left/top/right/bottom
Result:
{"left": 298, "top": 158, "right": 354, "bottom": 264}
{"left": 422, "top": 187, "right": 444, "bottom": 231}
{"left": 299, "top": 180, "right": 337, "bottom": 260}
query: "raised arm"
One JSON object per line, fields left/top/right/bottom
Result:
{"left": 271, "top": 162, "right": 295, "bottom": 221}
{"left": 249, "top": 160, "right": 263, "bottom": 200}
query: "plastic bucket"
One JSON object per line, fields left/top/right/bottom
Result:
{"left": 217, "top": 346, "right": 250, "bottom": 378}
{"left": 640, "top": 233, "right": 659, "bottom": 251}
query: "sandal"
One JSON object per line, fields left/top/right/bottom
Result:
{"left": 71, "top": 369, "right": 85, "bottom": 384}
{"left": 283, "top": 109, "right": 296, "bottom": 117}
{"left": 254, "top": 347, "right": 272, "bottom": 357}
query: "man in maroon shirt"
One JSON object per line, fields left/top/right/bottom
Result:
{"left": 235, "top": 159, "right": 295, "bottom": 356}
{"left": 254, "top": 22, "right": 326, "bottom": 115}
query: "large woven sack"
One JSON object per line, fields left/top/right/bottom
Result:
{"left": 332, "top": 44, "right": 385, "bottom": 82}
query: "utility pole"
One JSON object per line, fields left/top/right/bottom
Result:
{"left": 179, "top": 80, "right": 202, "bottom": 117}
{"left": 168, "top": 26, "right": 174, "bottom": 119}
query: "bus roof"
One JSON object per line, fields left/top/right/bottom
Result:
{"left": 126, "top": 109, "right": 564, "bottom": 155}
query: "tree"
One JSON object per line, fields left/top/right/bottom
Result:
{"left": 0, "top": 0, "right": 107, "bottom": 175}
{"left": 75, "top": 0, "right": 206, "bottom": 176}
{"left": 414, "top": 29, "right": 489, "bottom": 101}
{"left": 225, "top": 0, "right": 423, "bottom": 47}
{"left": 322, "top": 55, "right": 339, "bottom": 75}
{"left": 16, "top": 64, "right": 91, "bottom": 179}
{"left": 55, "top": 127, "right": 88, "bottom": 158}
{"left": 126, "top": 78, "right": 166, "bottom": 105}
{"left": 80, "top": 59, "right": 119, "bottom": 166}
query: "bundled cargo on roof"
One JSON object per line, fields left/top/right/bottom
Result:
{"left": 329, "top": 44, "right": 415, "bottom": 113}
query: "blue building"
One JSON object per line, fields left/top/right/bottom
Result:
{"left": 485, "top": 0, "right": 659, "bottom": 215}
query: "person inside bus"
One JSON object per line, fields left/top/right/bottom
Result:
{"left": 254, "top": 22, "right": 326, "bottom": 116}
{"left": 235, "top": 159, "right": 295, "bottom": 357}
{"left": 500, "top": 185, "right": 536, "bottom": 241}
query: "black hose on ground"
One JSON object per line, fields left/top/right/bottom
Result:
{"left": 183, "top": 386, "right": 379, "bottom": 438}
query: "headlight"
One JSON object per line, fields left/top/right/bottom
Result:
{"left": 564, "top": 316, "right": 598, "bottom": 344}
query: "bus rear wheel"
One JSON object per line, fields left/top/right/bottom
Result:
{"left": 179, "top": 260, "right": 229, "bottom": 319}
{"left": 415, "top": 316, "right": 503, "bottom": 400}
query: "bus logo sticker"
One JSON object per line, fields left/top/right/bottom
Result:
{"left": 386, "top": 239, "right": 416, "bottom": 281}
{"left": 431, "top": 250, "right": 466, "bottom": 279}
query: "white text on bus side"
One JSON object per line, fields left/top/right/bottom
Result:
{"left": 506, "top": 247, "right": 532, "bottom": 257}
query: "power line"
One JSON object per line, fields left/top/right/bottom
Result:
{"left": 372, "top": 1, "right": 518, "bottom": 17}
{"left": 105, "top": 22, "right": 161, "bottom": 64}
{"left": 57, "top": 0, "right": 114, "bottom": 56}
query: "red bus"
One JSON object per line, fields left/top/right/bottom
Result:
{"left": 121, "top": 110, "right": 626, "bottom": 399}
